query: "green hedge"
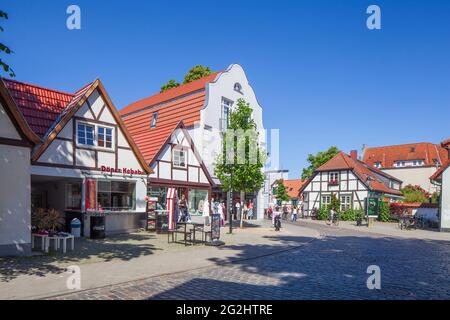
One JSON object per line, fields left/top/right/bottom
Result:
{"left": 340, "top": 209, "right": 364, "bottom": 221}
{"left": 317, "top": 206, "right": 329, "bottom": 220}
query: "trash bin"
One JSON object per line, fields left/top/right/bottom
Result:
{"left": 70, "top": 218, "right": 81, "bottom": 238}
{"left": 90, "top": 216, "right": 106, "bottom": 239}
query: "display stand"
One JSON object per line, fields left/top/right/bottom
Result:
{"left": 146, "top": 198, "right": 157, "bottom": 232}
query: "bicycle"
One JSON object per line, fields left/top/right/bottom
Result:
{"left": 326, "top": 211, "right": 340, "bottom": 226}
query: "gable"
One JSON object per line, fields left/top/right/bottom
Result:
{"left": 0, "top": 102, "right": 21, "bottom": 140}
{"left": 35, "top": 82, "right": 151, "bottom": 174}
{"left": 148, "top": 123, "right": 213, "bottom": 185}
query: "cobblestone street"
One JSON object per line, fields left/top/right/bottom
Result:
{"left": 51, "top": 221, "right": 450, "bottom": 300}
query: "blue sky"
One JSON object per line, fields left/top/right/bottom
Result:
{"left": 2, "top": 0, "right": 450, "bottom": 178}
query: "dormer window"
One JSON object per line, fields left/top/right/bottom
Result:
{"left": 374, "top": 162, "right": 382, "bottom": 168}
{"left": 234, "top": 83, "right": 243, "bottom": 94}
{"left": 150, "top": 112, "right": 158, "bottom": 128}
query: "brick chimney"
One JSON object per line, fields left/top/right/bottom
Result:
{"left": 350, "top": 150, "right": 358, "bottom": 161}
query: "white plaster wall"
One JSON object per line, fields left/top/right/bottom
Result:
{"left": 40, "top": 140, "right": 73, "bottom": 165}
{"left": 97, "top": 151, "right": 115, "bottom": 167}
{"left": 0, "top": 103, "right": 21, "bottom": 139}
{"left": 441, "top": 167, "right": 450, "bottom": 230}
{"left": 58, "top": 120, "right": 73, "bottom": 140}
{"left": 382, "top": 167, "right": 439, "bottom": 193}
{"left": 172, "top": 169, "right": 187, "bottom": 181}
{"left": 159, "top": 162, "right": 171, "bottom": 179}
{"left": 75, "top": 149, "right": 96, "bottom": 167}
{"left": 117, "top": 148, "right": 142, "bottom": 170}
{"left": 0, "top": 145, "right": 31, "bottom": 255}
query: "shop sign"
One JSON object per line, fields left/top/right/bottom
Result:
{"left": 101, "top": 165, "right": 145, "bottom": 175}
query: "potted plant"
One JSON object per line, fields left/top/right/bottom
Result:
{"left": 31, "top": 208, "right": 65, "bottom": 235}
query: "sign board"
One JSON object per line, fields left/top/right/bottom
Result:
{"left": 211, "top": 214, "right": 221, "bottom": 240}
{"left": 367, "top": 197, "right": 381, "bottom": 218}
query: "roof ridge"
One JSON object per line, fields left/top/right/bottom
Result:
{"left": 365, "top": 142, "right": 436, "bottom": 150}
{"left": 120, "top": 72, "right": 220, "bottom": 116}
{"left": 2, "top": 78, "right": 75, "bottom": 97}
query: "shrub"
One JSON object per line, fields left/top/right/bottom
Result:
{"left": 340, "top": 208, "right": 364, "bottom": 221}
{"left": 378, "top": 201, "right": 391, "bottom": 222}
{"left": 317, "top": 206, "right": 329, "bottom": 220}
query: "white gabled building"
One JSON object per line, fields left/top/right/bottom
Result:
{"left": 121, "top": 64, "right": 267, "bottom": 219}
{"left": 1, "top": 78, "right": 152, "bottom": 247}
{"left": 300, "top": 151, "right": 403, "bottom": 216}
{"left": 430, "top": 139, "right": 450, "bottom": 232}
{"left": 0, "top": 79, "right": 41, "bottom": 256}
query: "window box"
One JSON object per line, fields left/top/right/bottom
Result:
{"left": 328, "top": 180, "right": 339, "bottom": 186}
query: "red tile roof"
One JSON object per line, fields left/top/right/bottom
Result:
{"left": 314, "top": 152, "right": 403, "bottom": 195}
{"left": 282, "top": 179, "right": 306, "bottom": 199}
{"left": 120, "top": 73, "right": 221, "bottom": 162}
{"left": 120, "top": 72, "right": 220, "bottom": 117}
{"left": 2, "top": 78, "right": 92, "bottom": 138}
{"left": 363, "top": 142, "right": 448, "bottom": 168}
{"left": 430, "top": 160, "right": 449, "bottom": 182}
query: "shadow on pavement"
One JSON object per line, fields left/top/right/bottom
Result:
{"left": 0, "top": 233, "right": 160, "bottom": 282}
{"left": 148, "top": 233, "right": 450, "bottom": 300}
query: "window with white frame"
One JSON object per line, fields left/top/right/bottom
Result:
{"left": 173, "top": 148, "right": 187, "bottom": 168}
{"left": 321, "top": 195, "right": 331, "bottom": 207}
{"left": 221, "top": 98, "right": 233, "bottom": 130}
{"left": 77, "top": 121, "right": 114, "bottom": 149}
{"left": 98, "top": 126, "right": 113, "bottom": 148}
{"left": 328, "top": 172, "right": 339, "bottom": 184}
{"left": 340, "top": 195, "right": 352, "bottom": 211}
{"left": 374, "top": 162, "right": 382, "bottom": 168}
{"left": 77, "top": 123, "right": 95, "bottom": 146}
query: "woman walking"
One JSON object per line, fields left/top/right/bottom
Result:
{"left": 247, "top": 200, "right": 254, "bottom": 220}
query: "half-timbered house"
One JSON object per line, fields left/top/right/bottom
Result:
{"left": 300, "top": 151, "right": 403, "bottom": 216}
{"left": 2, "top": 78, "right": 152, "bottom": 240}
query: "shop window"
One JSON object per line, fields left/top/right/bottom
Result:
{"left": 340, "top": 195, "right": 352, "bottom": 211}
{"left": 98, "top": 126, "right": 113, "bottom": 148}
{"left": 77, "top": 123, "right": 95, "bottom": 146}
{"left": 173, "top": 148, "right": 186, "bottom": 168}
{"left": 65, "top": 183, "right": 82, "bottom": 210}
{"left": 97, "top": 180, "right": 136, "bottom": 211}
{"left": 148, "top": 186, "right": 168, "bottom": 211}
{"left": 188, "top": 189, "right": 209, "bottom": 216}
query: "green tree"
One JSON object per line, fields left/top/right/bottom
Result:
{"left": 378, "top": 201, "right": 391, "bottom": 222}
{"left": 160, "top": 79, "right": 180, "bottom": 92}
{"left": 401, "top": 184, "right": 429, "bottom": 203}
{"left": 274, "top": 179, "right": 289, "bottom": 205}
{"left": 301, "top": 146, "right": 340, "bottom": 179}
{"left": 214, "top": 98, "right": 266, "bottom": 228}
{"left": 183, "top": 65, "right": 212, "bottom": 84}
{"left": 0, "top": 10, "right": 15, "bottom": 77}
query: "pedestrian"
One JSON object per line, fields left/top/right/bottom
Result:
{"left": 267, "top": 206, "right": 273, "bottom": 220}
{"left": 217, "top": 200, "right": 225, "bottom": 226}
{"left": 243, "top": 202, "right": 248, "bottom": 220}
{"left": 282, "top": 205, "right": 288, "bottom": 220}
{"left": 235, "top": 201, "right": 241, "bottom": 221}
{"left": 178, "top": 194, "right": 189, "bottom": 222}
{"left": 247, "top": 200, "right": 254, "bottom": 220}
{"left": 272, "top": 206, "right": 282, "bottom": 228}
{"left": 291, "top": 206, "right": 298, "bottom": 222}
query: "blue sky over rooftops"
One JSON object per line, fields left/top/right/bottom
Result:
{"left": 2, "top": 0, "right": 450, "bottom": 177}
